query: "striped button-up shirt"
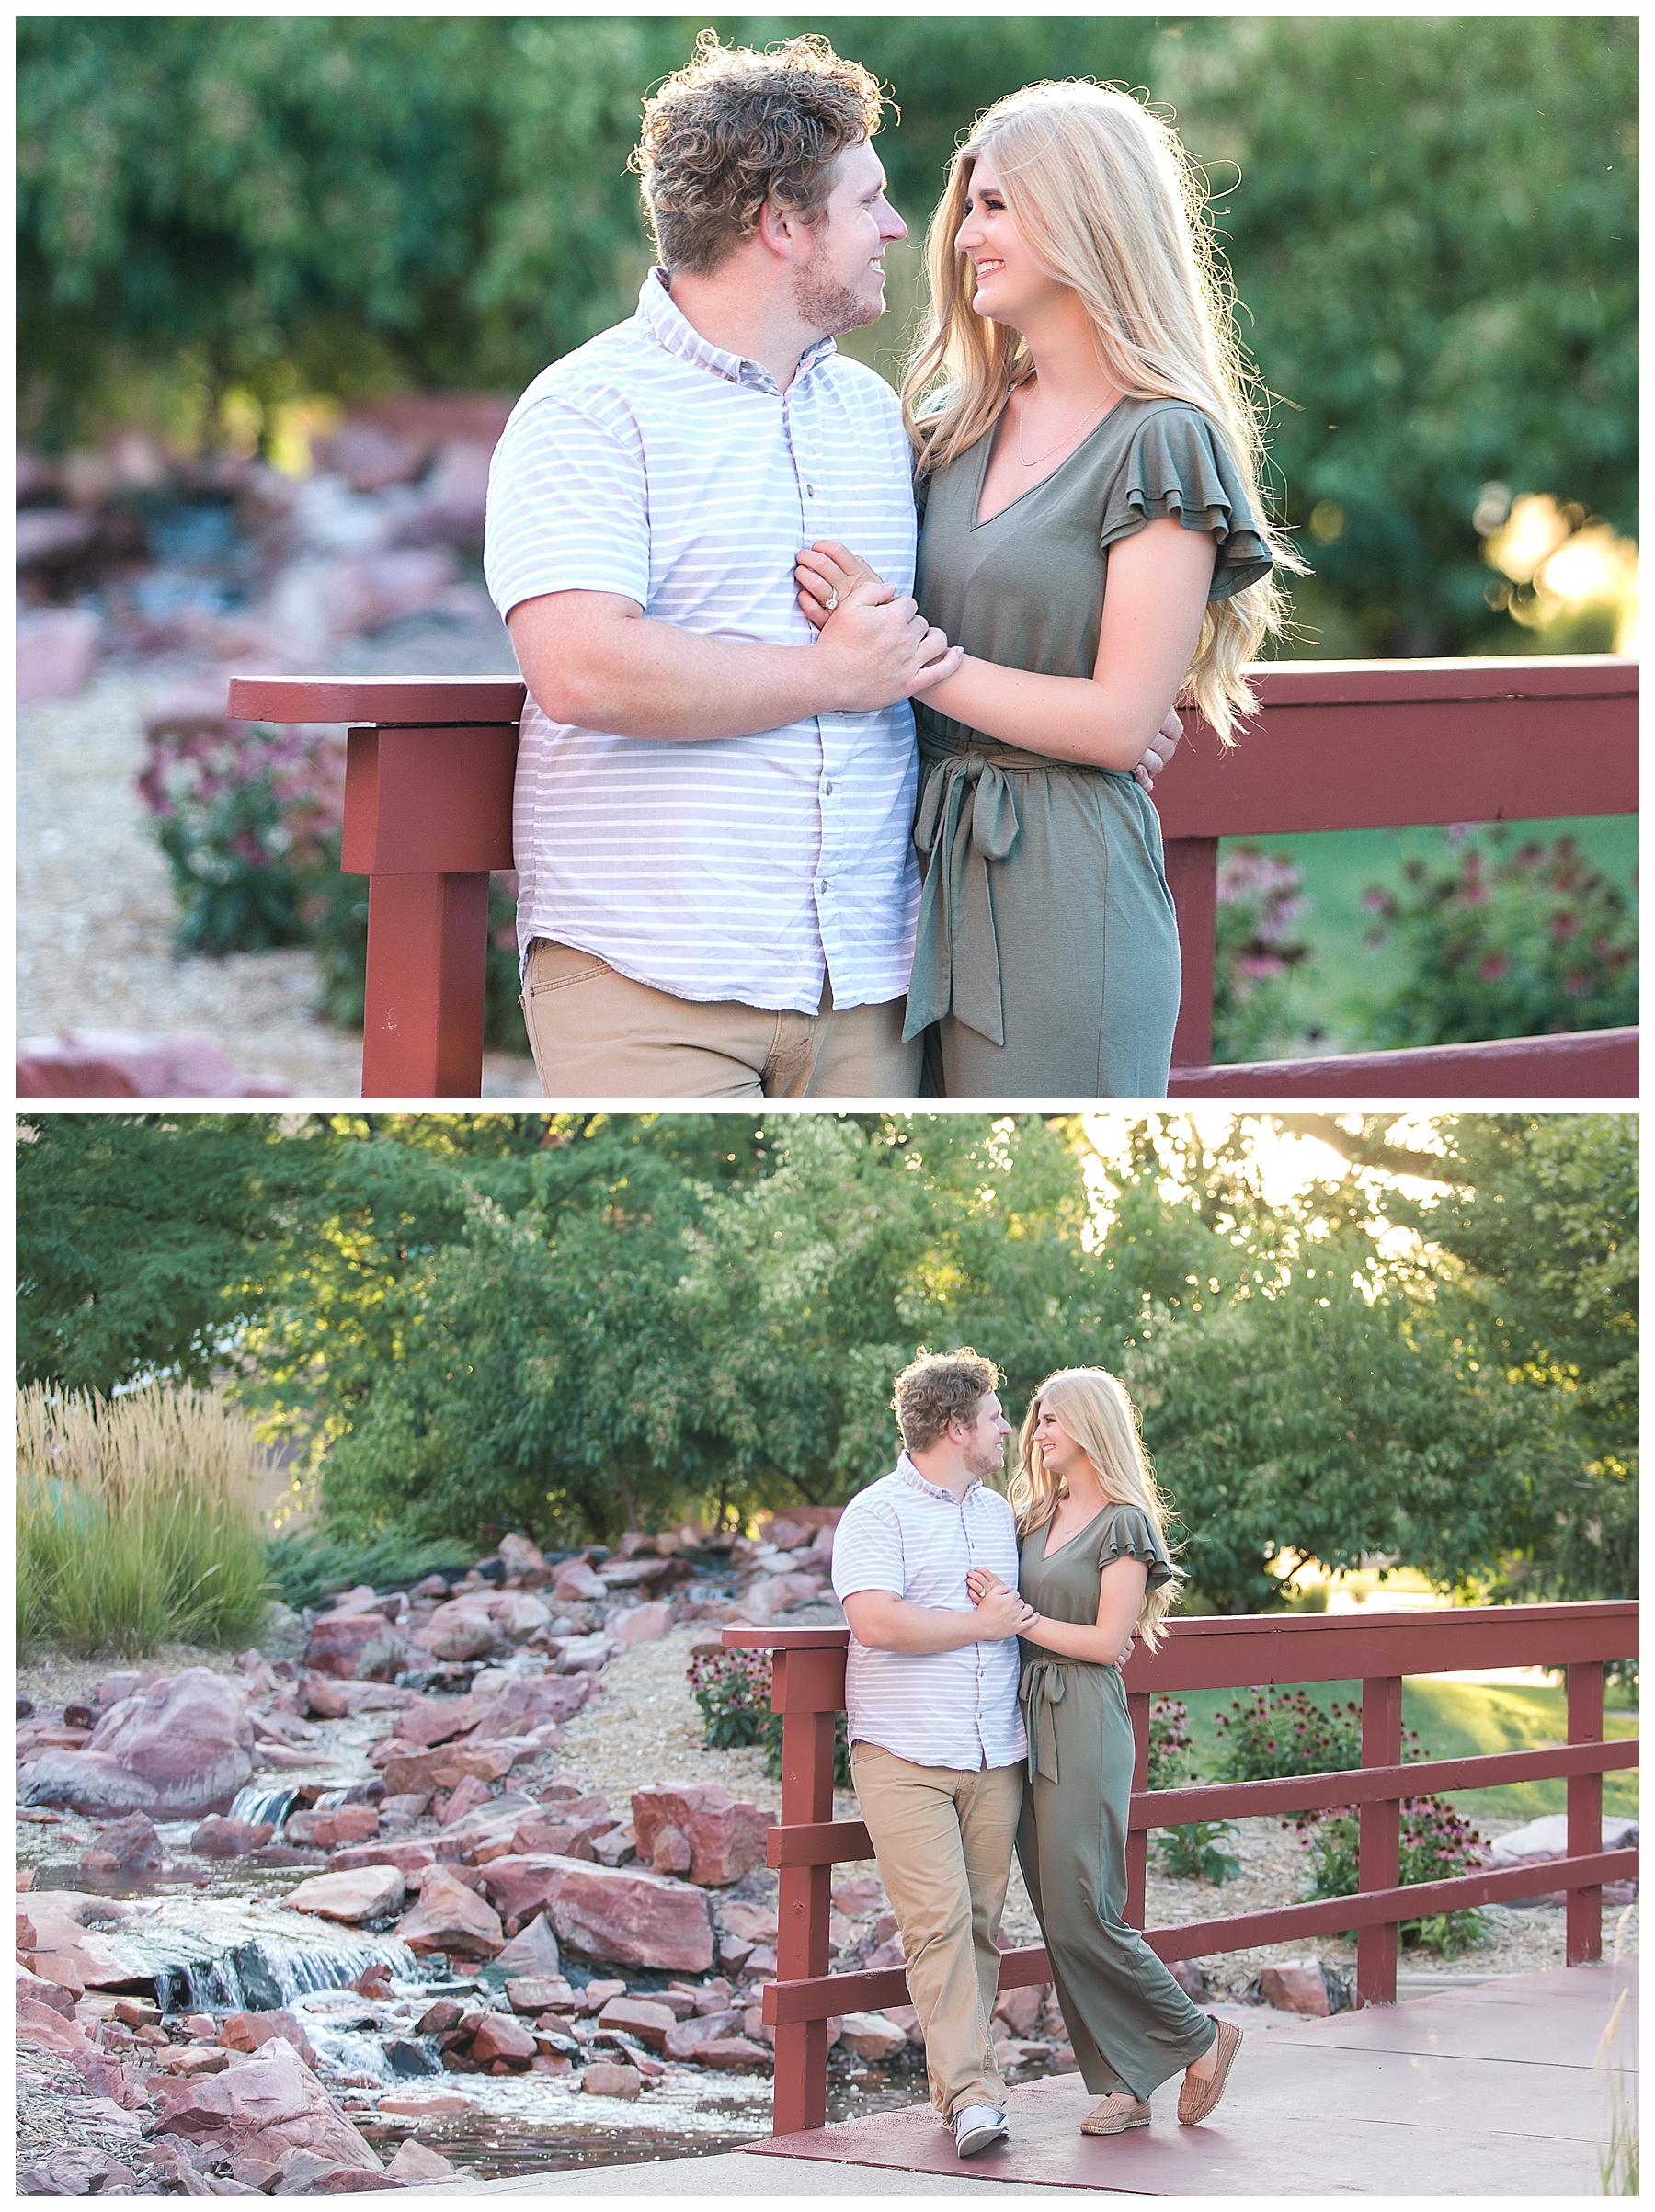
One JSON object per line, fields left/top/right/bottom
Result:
{"left": 831, "top": 1456, "right": 1026, "bottom": 1773}
{"left": 484, "top": 269, "right": 921, "bottom": 1009}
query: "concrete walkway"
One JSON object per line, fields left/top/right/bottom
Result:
{"left": 400, "top": 1962, "right": 1634, "bottom": 2198}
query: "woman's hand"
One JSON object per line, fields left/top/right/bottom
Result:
{"left": 965, "top": 1566, "right": 1008, "bottom": 1605}
{"left": 1134, "top": 708, "right": 1183, "bottom": 792}
{"left": 795, "top": 541, "right": 891, "bottom": 633}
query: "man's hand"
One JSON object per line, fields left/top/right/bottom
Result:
{"left": 975, "top": 1583, "right": 1038, "bottom": 1641}
{"left": 1134, "top": 707, "right": 1183, "bottom": 792}
{"left": 810, "top": 575, "right": 962, "bottom": 708}
{"left": 795, "top": 540, "right": 887, "bottom": 628}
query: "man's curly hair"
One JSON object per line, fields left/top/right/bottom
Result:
{"left": 891, "top": 1350, "right": 1001, "bottom": 1455}
{"left": 631, "top": 31, "right": 889, "bottom": 277}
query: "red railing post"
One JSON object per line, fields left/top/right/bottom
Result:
{"left": 1356, "top": 1675, "right": 1403, "bottom": 2006}
{"left": 1126, "top": 1689, "right": 1152, "bottom": 1928}
{"left": 1164, "top": 837, "right": 1218, "bottom": 1069}
{"left": 1565, "top": 1659, "right": 1606, "bottom": 1965}
{"left": 770, "top": 1645, "right": 842, "bottom": 2135}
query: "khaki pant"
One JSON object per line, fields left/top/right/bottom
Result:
{"left": 850, "top": 1741, "right": 1024, "bottom": 2121}
{"left": 520, "top": 939, "right": 922, "bottom": 1100}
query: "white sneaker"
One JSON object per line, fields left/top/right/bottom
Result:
{"left": 953, "top": 2104, "right": 1010, "bottom": 2157}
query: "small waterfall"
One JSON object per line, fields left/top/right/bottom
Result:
{"left": 226, "top": 1784, "right": 301, "bottom": 1835}
{"left": 97, "top": 1898, "right": 417, "bottom": 2015}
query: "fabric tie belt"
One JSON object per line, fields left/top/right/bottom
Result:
{"left": 903, "top": 747, "right": 1023, "bottom": 1046}
{"left": 1021, "top": 1658, "right": 1068, "bottom": 1785}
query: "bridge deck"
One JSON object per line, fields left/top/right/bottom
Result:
{"left": 743, "top": 1963, "right": 1636, "bottom": 2197}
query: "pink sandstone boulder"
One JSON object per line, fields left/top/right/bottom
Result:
{"left": 609, "top": 1602, "right": 672, "bottom": 1650}
{"left": 384, "top": 2140, "right": 461, "bottom": 2183}
{"left": 412, "top": 1600, "right": 501, "bottom": 1662}
{"left": 16, "top": 1030, "right": 290, "bottom": 1099}
{"left": 580, "top": 2060, "right": 641, "bottom": 2099}
{"left": 151, "top": 2037, "right": 381, "bottom": 2172}
{"left": 479, "top": 1854, "right": 714, "bottom": 1972}
{"left": 380, "top": 1741, "right": 518, "bottom": 1799}
{"left": 392, "top": 1696, "right": 477, "bottom": 1749}
{"left": 469, "top": 2012, "right": 537, "bottom": 2067}
{"left": 190, "top": 1816, "right": 275, "bottom": 1857}
{"left": 219, "top": 2011, "right": 319, "bottom": 2071}
{"left": 632, "top": 1785, "right": 774, "bottom": 1887}
{"left": 20, "top": 1669, "right": 254, "bottom": 1818}
{"left": 396, "top": 1864, "right": 504, "bottom": 1957}
{"left": 597, "top": 1996, "right": 677, "bottom": 2049}
{"left": 469, "top": 1673, "right": 591, "bottom": 1735}
{"left": 304, "top": 1613, "right": 409, "bottom": 1682}
{"left": 283, "top": 1866, "right": 406, "bottom": 1924}
{"left": 1258, "top": 1959, "right": 1333, "bottom": 2015}
{"left": 552, "top": 1561, "right": 607, "bottom": 1604}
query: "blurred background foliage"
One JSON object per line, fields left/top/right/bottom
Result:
{"left": 18, "top": 13, "right": 1637, "bottom": 660}
{"left": 15, "top": 1111, "right": 1638, "bottom": 1614}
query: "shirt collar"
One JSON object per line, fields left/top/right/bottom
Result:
{"left": 896, "top": 1452, "right": 984, "bottom": 1505}
{"left": 635, "top": 267, "right": 838, "bottom": 395}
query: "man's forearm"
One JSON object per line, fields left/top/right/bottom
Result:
{"left": 844, "top": 1594, "right": 988, "bottom": 1655}
{"left": 514, "top": 604, "right": 842, "bottom": 742}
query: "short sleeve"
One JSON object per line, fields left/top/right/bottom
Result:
{"left": 1098, "top": 404, "right": 1274, "bottom": 602}
{"left": 1095, "top": 1504, "right": 1173, "bottom": 1593}
{"left": 483, "top": 398, "right": 651, "bottom": 620}
{"left": 831, "top": 1494, "right": 906, "bottom": 1602}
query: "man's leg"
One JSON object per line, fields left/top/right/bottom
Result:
{"left": 521, "top": 939, "right": 776, "bottom": 1098}
{"left": 785, "top": 983, "right": 921, "bottom": 1100}
{"left": 850, "top": 1743, "right": 1010, "bottom": 2120}
{"left": 957, "top": 1762, "right": 1025, "bottom": 2043}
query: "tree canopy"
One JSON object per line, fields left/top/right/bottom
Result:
{"left": 17, "top": 15, "right": 1636, "bottom": 655}
{"left": 16, "top": 1111, "right": 1636, "bottom": 1611}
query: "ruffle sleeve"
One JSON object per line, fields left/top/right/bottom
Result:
{"left": 1099, "top": 403, "right": 1274, "bottom": 602}
{"left": 1094, "top": 1502, "right": 1173, "bottom": 1591}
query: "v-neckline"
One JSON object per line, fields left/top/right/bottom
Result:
{"left": 971, "top": 393, "right": 1129, "bottom": 531}
{"left": 1040, "top": 1505, "right": 1110, "bottom": 1560}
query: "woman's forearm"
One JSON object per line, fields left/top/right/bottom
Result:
{"left": 1023, "top": 1608, "right": 1140, "bottom": 1664}
{"left": 919, "top": 654, "right": 1168, "bottom": 773}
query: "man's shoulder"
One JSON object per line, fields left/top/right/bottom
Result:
{"left": 501, "top": 319, "right": 660, "bottom": 437}
{"left": 837, "top": 1469, "right": 907, "bottom": 1528}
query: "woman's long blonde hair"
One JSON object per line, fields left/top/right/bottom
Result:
{"left": 902, "top": 79, "right": 1305, "bottom": 745}
{"left": 1007, "top": 1366, "right": 1184, "bottom": 1649}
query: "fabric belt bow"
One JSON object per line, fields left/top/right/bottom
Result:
{"left": 1021, "top": 1658, "right": 1067, "bottom": 1784}
{"left": 903, "top": 749, "right": 1022, "bottom": 1046}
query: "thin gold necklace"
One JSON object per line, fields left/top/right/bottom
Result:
{"left": 1017, "top": 386, "right": 1111, "bottom": 468}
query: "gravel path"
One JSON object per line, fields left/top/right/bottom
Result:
{"left": 17, "top": 615, "right": 541, "bottom": 1099}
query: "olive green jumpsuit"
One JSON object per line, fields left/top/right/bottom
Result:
{"left": 1017, "top": 1501, "right": 1217, "bottom": 2101}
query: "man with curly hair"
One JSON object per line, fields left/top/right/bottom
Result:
{"left": 485, "top": 33, "right": 959, "bottom": 1100}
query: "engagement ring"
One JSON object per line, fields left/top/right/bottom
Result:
{"left": 825, "top": 588, "right": 839, "bottom": 611}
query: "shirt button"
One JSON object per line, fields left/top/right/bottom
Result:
{"left": 824, "top": 781, "right": 834, "bottom": 797}
{"left": 805, "top": 483, "right": 817, "bottom": 496}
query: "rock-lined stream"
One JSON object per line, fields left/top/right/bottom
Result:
{"left": 16, "top": 1522, "right": 961, "bottom": 2194}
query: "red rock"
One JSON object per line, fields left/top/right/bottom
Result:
{"left": 305, "top": 1806, "right": 381, "bottom": 1851}
{"left": 393, "top": 1697, "right": 476, "bottom": 1749}
{"left": 597, "top": 1996, "right": 677, "bottom": 2048}
{"left": 414, "top": 1999, "right": 467, "bottom": 2035}
{"left": 649, "top": 1825, "right": 693, "bottom": 1876}
{"left": 488, "top": 1591, "right": 553, "bottom": 1639}
{"left": 631, "top": 1785, "right": 774, "bottom": 1887}
{"left": 496, "top": 1911, "right": 562, "bottom": 1978}
{"left": 220, "top": 2010, "right": 319, "bottom": 2070}
{"left": 24, "top": 1951, "right": 86, "bottom": 2000}
{"left": 551, "top": 1634, "right": 611, "bottom": 1676}
{"left": 497, "top": 1534, "right": 550, "bottom": 1583}
{"left": 663, "top": 2010, "right": 743, "bottom": 2059}
{"left": 692, "top": 2035, "right": 770, "bottom": 2069}
{"left": 14, "top": 1963, "right": 76, "bottom": 2019}
{"left": 991, "top": 1982, "right": 1049, "bottom": 2035}
{"left": 283, "top": 1866, "right": 406, "bottom": 1923}
{"left": 19, "top": 1668, "right": 254, "bottom": 1819}
{"left": 381, "top": 1742, "right": 517, "bottom": 1800}
{"left": 192, "top": 1816, "right": 277, "bottom": 1857}
{"left": 837, "top": 2011, "right": 909, "bottom": 2060}
{"left": 715, "top": 1899, "right": 780, "bottom": 1945}
{"left": 80, "top": 1811, "right": 166, "bottom": 1876}
{"left": 397, "top": 1865, "right": 504, "bottom": 1957}
{"left": 469, "top": 2012, "right": 536, "bottom": 2067}
{"left": 15, "top": 1031, "right": 288, "bottom": 1100}
{"left": 508, "top": 1975, "right": 575, "bottom": 2013}
{"left": 479, "top": 1855, "right": 714, "bottom": 1972}
{"left": 167, "top": 2047, "right": 233, "bottom": 2075}
{"left": 411, "top": 1600, "right": 501, "bottom": 1662}
{"left": 470, "top": 1673, "right": 591, "bottom": 1736}
{"left": 1258, "top": 1959, "right": 1332, "bottom": 2015}
{"left": 17, "top": 606, "right": 99, "bottom": 704}
{"left": 330, "top": 1840, "right": 445, "bottom": 1878}
{"left": 18, "top": 2150, "right": 140, "bottom": 2195}
{"left": 304, "top": 1613, "right": 409, "bottom": 1682}
{"left": 375, "top": 2090, "right": 477, "bottom": 2119}
{"left": 439, "top": 1775, "right": 494, "bottom": 1829}
{"left": 580, "top": 2060, "right": 641, "bottom": 2099}
{"left": 1169, "top": 1958, "right": 1208, "bottom": 2000}
{"left": 384, "top": 2139, "right": 460, "bottom": 2183}
{"left": 551, "top": 1562, "right": 606, "bottom": 1603}
{"left": 152, "top": 2037, "right": 381, "bottom": 2172}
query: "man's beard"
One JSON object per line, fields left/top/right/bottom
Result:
{"left": 963, "top": 1438, "right": 1004, "bottom": 1482}
{"left": 793, "top": 240, "right": 879, "bottom": 338}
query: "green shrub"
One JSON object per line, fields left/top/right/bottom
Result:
{"left": 17, "top": 1385, "right": 271, "bottom": 1656}
{"left": 1361, "top": 829, "right": 1638, "bottom": 1047}
{"left": 1213, "top": 1686, "right": 1364, "bottom": 1784}
{"left": 264, "top": 1524, "right": 474, "bottom": 1613}
{"left": 1295, "top": 1795, "right": 1490, "bottom": 1956}
{"left": 1155, "top": 1818, "right": 1241, "bottom": 1886}
{"left": 687, "top": 1647, "right": 851, "bottom": 1791}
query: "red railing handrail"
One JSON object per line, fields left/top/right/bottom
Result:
{"left": 725, "top": 1602, "right": 1638, "bottom": 2134}
{"left": 224, "top": 657, "right": 1638, "bottom": 1100}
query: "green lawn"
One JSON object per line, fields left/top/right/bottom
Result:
{"left": 1161, "top": 1677, "right": 1638, "bottom": 1830}
{"left": 1218, "top": 813, "right": 1639, "bottom": 1055}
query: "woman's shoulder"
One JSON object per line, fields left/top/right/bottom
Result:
{"left": 1096, "top": 396, "right": 1272, "bottom": 590}
{"left": 1091, "top": 1499, "right": 1169, "bottom": 1557}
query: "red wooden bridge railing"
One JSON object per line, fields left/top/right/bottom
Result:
{"left": 724, "top": 1602, "right": 1638, "bottom": 2136}
{"left": 226, "top": 656, "right": 1638, "bottom": 1100}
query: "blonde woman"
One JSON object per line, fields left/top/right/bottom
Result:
{"left": 965, "top": 1368, "right": 1241, "bottom": 2135}
{"left": 796, "top": 80, "right": 1301, "bottom": 1097}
